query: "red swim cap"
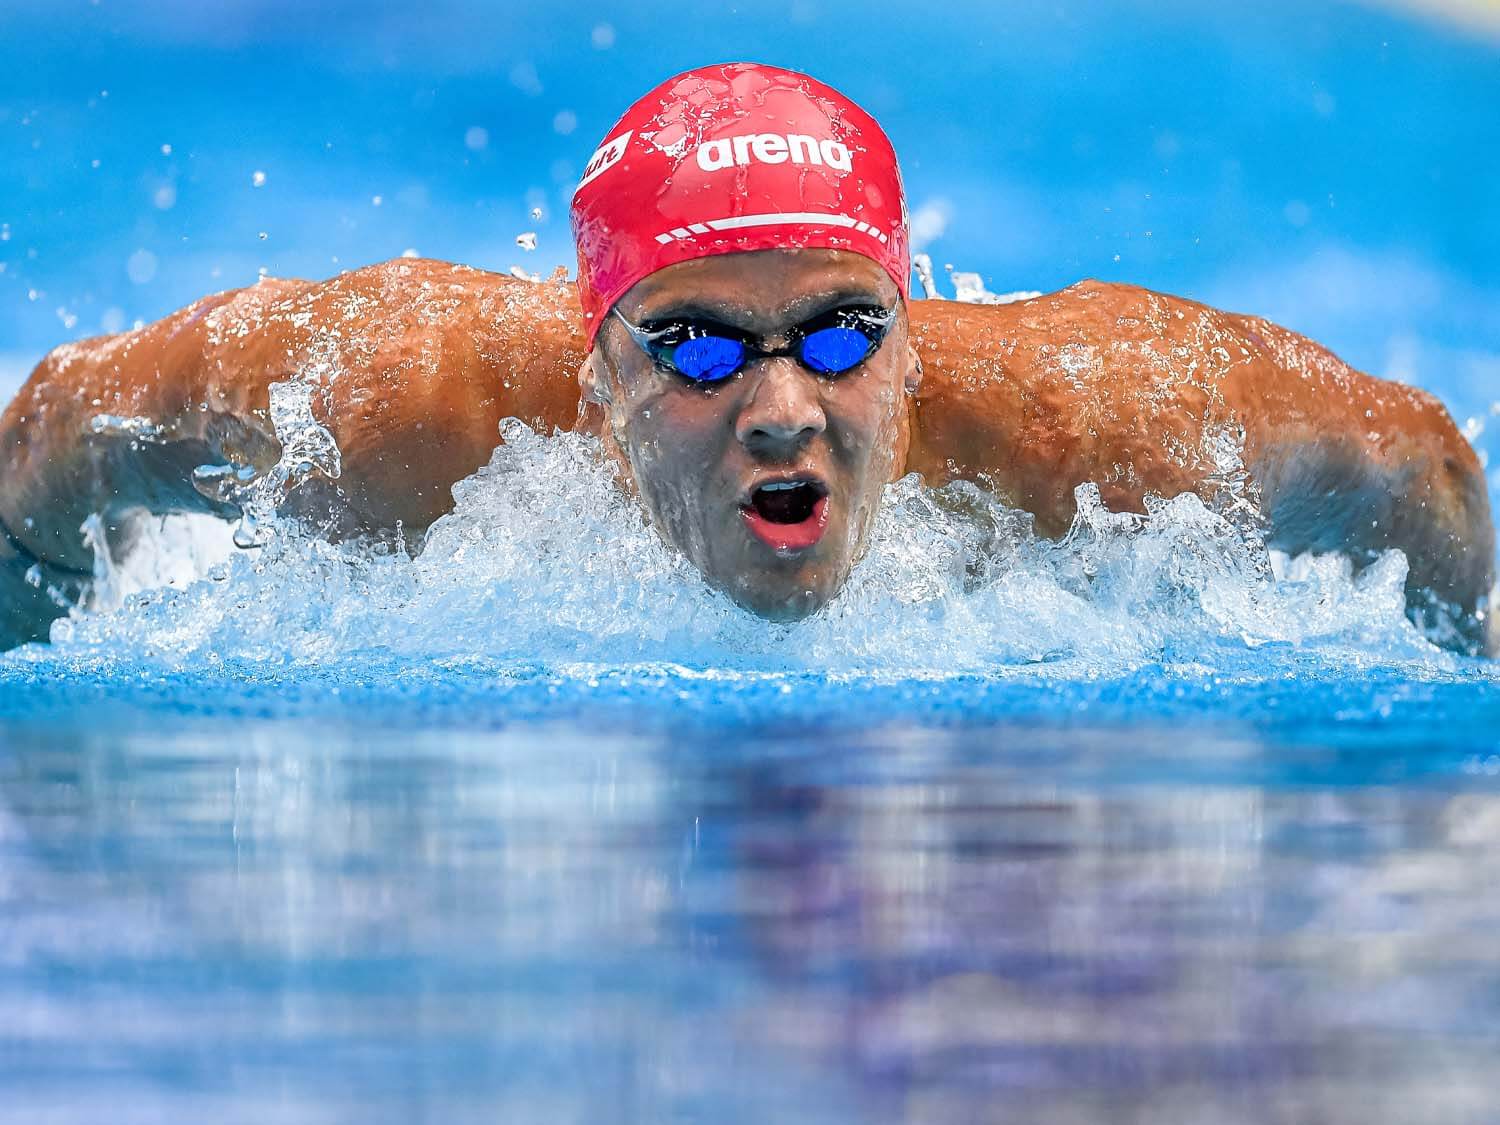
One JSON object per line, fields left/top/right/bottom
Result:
{"left": 570, "top": 62, "right": 910, "bottom": 348}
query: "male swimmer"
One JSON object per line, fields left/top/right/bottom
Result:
{"left": 0, "top": 63, "right": 1493, "bottom": 651}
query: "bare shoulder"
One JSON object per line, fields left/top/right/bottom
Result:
{"left": 187, "top": 259, "right": 580, "bottom": 388}
{"left": 3, "top": 259, "right": 589, "bottom": 539}
{"left": 220, "top": 258, "right": 588, "bottom": 530}
{"left": 906, "top": 281, "right": 1261, "bottom": 520}
{"left": 154, "top": 256, "right": 585, "bottom": 458}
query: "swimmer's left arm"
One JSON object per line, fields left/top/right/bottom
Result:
{"left": 905, "top": 282, "right": 1495, "bottom": 652}
{"left": 1224, "top": 311, "right": 1493, "bottom": 646}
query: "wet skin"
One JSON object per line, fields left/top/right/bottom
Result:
{"left": 580, "top": 251, "right": 919, "bottom": 619}
{"left": 0, "top": 254, "right": 1492, "bottom": 651}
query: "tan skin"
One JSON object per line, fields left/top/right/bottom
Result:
{"left": 584, "top": 253, "right": 916, "bottom": 619}
{"left": 0, "top": 251, "right": 1492, "bottom": 651}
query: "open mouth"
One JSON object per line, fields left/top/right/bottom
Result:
{"left": 740, "top": 479, "right": 831, "bottom": 552}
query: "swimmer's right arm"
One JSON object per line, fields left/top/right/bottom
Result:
{"left": 0, "top": 259, "right": 587, "bottom": 644}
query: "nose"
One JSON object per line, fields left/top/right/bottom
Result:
{"left": 734, "top": 359, "right": 827, "bottom": 454}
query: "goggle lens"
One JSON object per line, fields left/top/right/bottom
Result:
{"left": 671, "top": 335, "right": 746, "bottom": 382}
{"left": 799, "top": 325, "right": 875, "bottom": 374}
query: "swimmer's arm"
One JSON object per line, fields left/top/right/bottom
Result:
{"left": 0, "top": 260, "right": 588, "bottom": 571}
{"left": 0, "top": 279, "right": 314, "bottom": 575}
{"left": 906, "top": 282, "right": 1494, "bottom": 649}
{"left": 0, "top": 288, "right": 275, "bottom": 647}
{"left": 0, "top": 260, "right": 587, "bottom": 645}
{"left": 1225, "top": 312, "right": 1494, "bottom": 636}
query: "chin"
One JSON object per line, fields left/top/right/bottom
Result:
{"left": 720, "top": 566, "right": 841, "bottom": 622}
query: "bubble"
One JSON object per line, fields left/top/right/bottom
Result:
{"left": 126, "top": 249, "right": 158, "bottom": 284}
{"left": 553, "top": 110, "right": 578, "bottom": 136}
{"left": 509, "top": 61, "right": 543, "bottom": 97}
{"left": 515, "top": 231, "right": 538, "bottom": 251}
{"left": 909, "top": 199, "right": 950, "bottom": 248}
{"left": 252, "top": 170, "right": 267, "bottom": 187}
{"left": 590, "top": 23, "right": 615, "bottom": 49}
{"left": 464, "top": 126, "right": 489, "bottom": 152}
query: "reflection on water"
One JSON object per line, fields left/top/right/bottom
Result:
{"left": 4, "top": 715, "right": 1499, "bottom": 1123}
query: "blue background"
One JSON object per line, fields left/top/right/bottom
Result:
{"left": 3, "top": 0, "right": 1498, "bottom": 445}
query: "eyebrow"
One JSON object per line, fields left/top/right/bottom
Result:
{"left": 636, "top": 288, "right": 890, "bottom": 333}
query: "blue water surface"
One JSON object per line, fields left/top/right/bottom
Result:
{"left": 5, "top": 649, "right": 1500, "bottom": 1122}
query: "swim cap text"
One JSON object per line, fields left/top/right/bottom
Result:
{"left": 576, "top": 131, "right": 633, "bottom": 193}
{"left": 696, "top": 133, "right": 853, "bottom": 174}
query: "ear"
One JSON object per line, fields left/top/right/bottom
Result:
{"left": 577, "top": 350, "right": 613, "bottom": 407}
{"left": 904, "top": 344, "right": 923, "bottom": 396}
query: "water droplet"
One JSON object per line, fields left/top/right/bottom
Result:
{"left": 90, "top": 413, "right": 170, "bottom": 443}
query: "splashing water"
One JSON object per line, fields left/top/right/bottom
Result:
{"left": 190, "top": 379, "right": 342, "bottom": 548}
{"left": 87, "top": 413, "right": 171, "bottom": 444}
{"left": 911, "top": 253, "right": 1042, "bottom": 305}
{"left": 41, "top": 418, "right": 1454, "bottom": 677}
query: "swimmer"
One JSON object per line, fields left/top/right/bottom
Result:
{"left": 0, "top": 63, "right": 1493, "bottom": 652}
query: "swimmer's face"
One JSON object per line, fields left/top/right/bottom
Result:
{"left": 580, "top": 249, "right": 920, "bottom": 619}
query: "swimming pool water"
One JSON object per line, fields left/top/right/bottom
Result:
{"left": 5, "top": 657, "right": 1500, "bottom": 1122}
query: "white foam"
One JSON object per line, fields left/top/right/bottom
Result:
{"left": 46, "top": 422, "right": 1455, "bottom": 676}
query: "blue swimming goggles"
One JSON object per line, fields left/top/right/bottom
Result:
{"left": 612, "top": 303, "right": 897, "bottom": 384}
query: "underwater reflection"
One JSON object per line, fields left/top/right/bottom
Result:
{"left": 3, "top": 719, "right": 1500, "bottom": 1122}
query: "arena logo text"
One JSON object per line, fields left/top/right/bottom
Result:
{"left": 695, "top": 133, "right": 853, "bottom": 173}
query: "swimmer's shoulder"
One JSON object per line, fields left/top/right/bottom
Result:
{"left": 906, "top": 279, "right": 1224, "bottom": 395}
